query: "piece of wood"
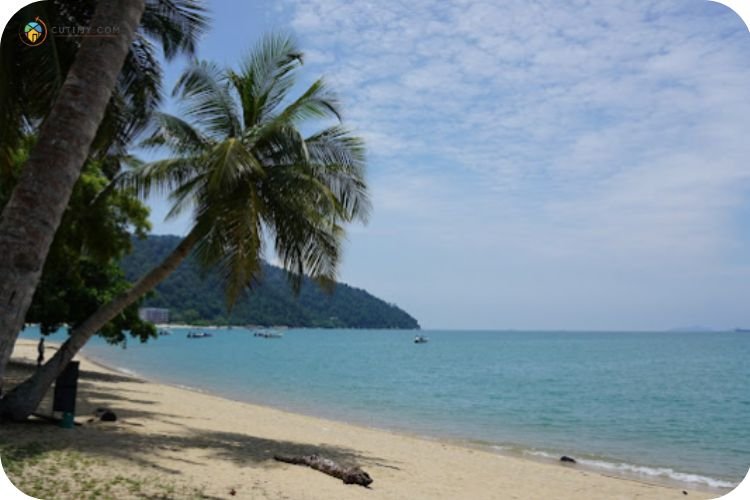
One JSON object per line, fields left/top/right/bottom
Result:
{"left": 274, "top": 454, "right": 373, "bottom": 487}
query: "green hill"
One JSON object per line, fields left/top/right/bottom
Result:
{"left": 121, "top": 235, "right": 420, "bottom": 329}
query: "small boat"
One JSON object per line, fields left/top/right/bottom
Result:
{"left": 414, "top": 335, "right": 429, "bottom": 344}
{"left": 254, "top": 330, "right": 283, "bottom": 339}
{"left": 187, "top": 331, "right": 213, "bottom": 339}
{"left": 158, "top": 330, "right": 170, "bottom": 336}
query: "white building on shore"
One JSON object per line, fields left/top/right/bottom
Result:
{"left": 138, "top": 307, "right": 170, "bottom": 324}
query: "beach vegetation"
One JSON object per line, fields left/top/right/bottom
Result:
{"left": 0, "top": 137, "right": 156, "bottom": 346}
{"left": 0, "top": 441, "right": 208, "bottom": 499}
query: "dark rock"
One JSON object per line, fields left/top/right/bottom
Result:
{"left": 99, "top": 410, "right": 117, "bottom": 422}
{"left": 682, "top": 491, "right": 688, "bottom": 495}
{"left": 560, "top": 455, "right": 577, "bottom": 463}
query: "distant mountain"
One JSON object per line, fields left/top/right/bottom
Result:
{"left": 121, "top": 235, "right": 420, "bottom": 329}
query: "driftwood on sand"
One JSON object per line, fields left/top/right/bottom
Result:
{"left": 274, "top": 453, "right": 373, "bottom": 487}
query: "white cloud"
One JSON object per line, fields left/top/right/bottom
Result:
{"left": 280, "top": 0, "right": 750, "bottom": 328}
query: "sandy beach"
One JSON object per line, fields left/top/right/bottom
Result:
{"left": 1, "top": 340, "right": 716, "bottom": 499}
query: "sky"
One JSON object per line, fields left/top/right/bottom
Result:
{"left": 147, "top": 0, "right": 750, "bottom": 330}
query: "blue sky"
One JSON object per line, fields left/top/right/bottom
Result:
{"left": 148, "top": 0, "right": 750, "bottom": 330}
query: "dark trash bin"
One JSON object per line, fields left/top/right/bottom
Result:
{"left": 53, "top": 361, "right": 79, "bottom": 415}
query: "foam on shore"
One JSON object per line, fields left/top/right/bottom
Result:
{"left": 519, "top": 449, "right": 736, "bottom": 490}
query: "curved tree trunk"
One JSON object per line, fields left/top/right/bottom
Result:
{"left": 0, "top": 230, "right": 199, "bottom": 421}
{"left": 0, "top": 0, "right": 146, "bottom": 389}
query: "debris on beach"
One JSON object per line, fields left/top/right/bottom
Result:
{"left": 89, "top": 408, "right": 118, "bottom": 422}
{"left": 274, "top": 453, "right": 373, "bottom": 486}
{"left": 100, "top": 410, "right": 117, "bottom": 422}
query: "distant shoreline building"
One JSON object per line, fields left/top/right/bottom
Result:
{"left": 138, "top": 307, "right": 169, "bottom": 324}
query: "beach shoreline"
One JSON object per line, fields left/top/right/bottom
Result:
{"left": 81, "top": 338, "right": 738, "bottom": 494}
{"left": 69, "top": 355, "right": 740, "bottom": 494}
{"left": 2, "top": 340, "right": 726, "bottom": 499}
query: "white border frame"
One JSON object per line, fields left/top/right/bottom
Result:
{"left": 0, "top": 0, "right": 747, "bottom": 498}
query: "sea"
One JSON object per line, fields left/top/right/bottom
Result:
{"left": 21, "top": 327, "right": 750, "bottom": 492}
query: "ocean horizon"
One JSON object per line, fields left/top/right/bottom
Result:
{"left": 22, "top": 327, "right": 749, "bottom": 491}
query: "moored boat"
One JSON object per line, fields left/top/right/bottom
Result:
{"left": 254, "top": 330, "right": 283, "bottom": 339}
{"left": 187, "top": 331, "right": 213, "bottom": 339}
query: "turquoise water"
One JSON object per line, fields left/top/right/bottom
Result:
{"left": 24, "top": 328, "right": 750, "bottom": 490}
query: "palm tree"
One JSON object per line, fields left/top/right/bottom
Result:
{"left": 0, "top": 34, "right": 370, "bottom": 421}
{"left": 0, "top": 0, "right": 208, "bottom": 173}
{"left": 0, "top": 0, "right": 207, "bottom": 387}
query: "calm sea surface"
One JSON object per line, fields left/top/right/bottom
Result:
{"left": 23, "top": 328, "right": 750, "bottom": 490}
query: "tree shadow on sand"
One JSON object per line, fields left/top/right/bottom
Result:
{"left": 7, "top": 359, "right": 146, "bottom": 385}
{"left": 1, "top": 361, "right": 401, "bottom": 480}
{"left": 2, "top": 420, "right": 394, "bottom": 478}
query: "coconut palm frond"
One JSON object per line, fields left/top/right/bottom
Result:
{"left": 305, "top": 126, "right": 370, "bottom": 222}
{"left": 141, "top": 112, "right": 212, "bottom": 154}
{"left": 142, "top": 0, "right": 209, "bottom": 59}
{"left": 235, "top": 33, "right": 303, "bottom": 126}
{"left": 173, "top": 60, "right": 241, "bottom": 138}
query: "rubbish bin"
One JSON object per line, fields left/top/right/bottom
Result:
{"left": 53, "top": 361, "right": 79, "bottom": 428}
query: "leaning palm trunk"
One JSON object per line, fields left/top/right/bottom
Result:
{"left": 0, "top": 0, "right": 146, "bottom": 388}
{"left": 0, "top": 230, "right": 199, "bottom": 421}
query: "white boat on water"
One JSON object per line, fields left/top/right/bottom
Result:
{"left": 254, "top": 330, "right": 283, "bottom": 339}
{"left": 414, "top": 335, "right": 428, "bottom": 344}
{"left": 187, "top": 331, "right": 212, "bottom": 339}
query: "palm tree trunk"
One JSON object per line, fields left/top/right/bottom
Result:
{"left": 0, "top": 0, "right": 146, "bottom": 388}
{"left": 0, "top": 230, "right": 199, "bottom": 421}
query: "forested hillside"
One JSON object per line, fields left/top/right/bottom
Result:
{"left": 121, "top": 235, "right": 420, "bottom": 329}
